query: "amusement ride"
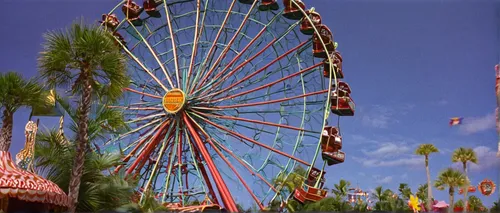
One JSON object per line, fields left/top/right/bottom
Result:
{"left": 96, "top": 0, "right": 354, "bottom": 211}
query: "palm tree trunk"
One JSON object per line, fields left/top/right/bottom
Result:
{"left": 425, "top": 155, "right": 433, "bottom": 211}
{"left": 449, "top": 187, "right": 454, "bottom": 213}
{"left": 0, "top": 110, "right": 13, "bottom": 151}
{"left": 463, "top": 162, "right": 469, "bottom": 213}
{"left": 67, "top": 72, "right": 92, "bottom": 213}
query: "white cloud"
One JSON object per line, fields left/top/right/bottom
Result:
{"left": 360, "top": 104, "right": 414, "bottom": 128}
{"left": 358, "top": 172, "right": 366, "bottom": 177}
{"left": 361, "top": 105, "right": 392, "bottom": 128}
{"left": 459, "top": 112, "right": 496, "bottom": 134}
{"left": 353, "top": 156, "right": 423, "bottom": 167}
{"left": 452, "top": 146, "right": 500, "bottom": 171}
{"left": 373, "top": 175, "right": 393, "bottom": 184}
{"left": 362, "top": 142, "right": 410, "bottom": 158}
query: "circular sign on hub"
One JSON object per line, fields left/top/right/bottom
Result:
{"left": 162, "top": 89, "right": 186, "bottom": 114}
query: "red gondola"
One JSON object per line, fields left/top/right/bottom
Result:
{"left": 283, "top": 0, "right": 306, "bottom": 20}
{"left": 322, "top": 150, "right": 345, "bottom": 165}
{"left": 143, "top": 0, "right": 162, "bottom": 18}
{"left": 321, "top": 126, "right": 342, "bottom": 152}
{"left": 323, "top": 52, "right": 343, "bottom": 79}
{"left": 312, "top": 25, "right": 335, "bottom": 58}
{"left": 259, "top": 0, "right": 279, "bottom": 11}
{"left": 293, "top": 167, "right": 327, "bottom": 203}
{"left": 100, "top": 14, "right": 119, "bottom": 31}
{"left": 331, "top": 81, "right": 355, "bottom": 116}
{"left": 122, "top": 1, "right": 144, "bottom": 26}
{"left": 300, "top": 9, "right": 321, "bottom": 35}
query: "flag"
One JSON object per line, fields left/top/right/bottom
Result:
{"left": 449, "top": 117, "right": 463, "bottom": 126}
{"left": 31, "top": 89, "right": 63, "bottom": 117}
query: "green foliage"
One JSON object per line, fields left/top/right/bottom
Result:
{"left": 468, "top": 195, "right": 487, "bottom": 212}
{"left": 434, "top": 168, "right": 467, "bottom": 191}
{"left": 56, "top": 96, "right": 129, "bottom": 143}
{"left": 331, "top": 179, "right": 351, "bottom": 198}
{"left": 0, "top": 72, "right": 47, "bottom": 113}
{"left": 302, "top": 196, "right": 351, "bottom": 212}
{"left": 38, "top": 20, "right": 130, "bottom": 103}
{"left": 415, "top": 144, "right": 440, "bottom": 156}
{"left": 416, "top": 183, "right": 428, "bottom": 202}
{"left": 35, "top": 129, "right": 136, "bottom": 212}
{"left": 452, "top": 147, "right": 478, "bottom": 165}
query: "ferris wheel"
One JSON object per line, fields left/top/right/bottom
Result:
{"left": 99, "top": 0, "right": 355, "bottom": 211}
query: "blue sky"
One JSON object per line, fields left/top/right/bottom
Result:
{"left": 1, "top": 0, "right": 500, "bottom": 208}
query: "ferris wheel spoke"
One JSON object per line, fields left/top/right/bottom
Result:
{"left": 186, "top": 134, "right": 221, "bottom": 205}
{"left": 189, "top": 118, "right": 266, "bottom": 210}
{"left": 126, "top": 120, "right": 173, "bottom": 175}
{"left": 192, "top": 37, "right": 278, "bottom": 98}
{"left": 189, "top": 111, "right": 310, "bottom": 167}
{"left": 116, "top": 37, "right": 169, "bottom": 92}
{"left": 186, "top": 0, "right": 203, "bottom": 90}
{"left": 201, "top": 39, "right": 311, "bottom": 100}
{"left": 197, "top": 16, "right": 304, "bottom": 98}
{"left": 192, "top": 121, "right": 278, "bottom": 194}
{"left": 212, "top": 62, "right": 323, "bottom": 103}
{"left": 184, "top": 131, "right": 218, "bottom": 204}
{"left": 212, "top": 89, "right": 328, "bottom": 109}
{"left": 193, "top": 1, "right": 237, "bottom": 92}
{"left": 141, "top": 135, "right": 173, "bottom": 194}
{"left": 193, "top": 110, "right": 316, "bottom": 134}
{"left": 108, "top": 105, "right": 163, "bottom": 111}
{"left": 124, "top": 87, "right": 162, "bottom": 99}
{"left": 162, "top": 0, "right": 182, "bottom": 88}
{"left": 197, "top": 1, "right": 258, "bottom": 89}
{"left": 126, "top": 21, "right": 176, "bottom": 89}
{"left": 183, "top": 113, "right": 239, "bottom": 212}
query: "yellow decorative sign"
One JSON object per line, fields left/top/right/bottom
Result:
{"left": 162, "top": 89, "right": 186, "bottom": 114}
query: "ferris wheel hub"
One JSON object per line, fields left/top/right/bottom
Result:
{"left": 162, "top": 88, "right": 186, "bottom": 114}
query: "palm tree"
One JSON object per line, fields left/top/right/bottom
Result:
{"left": 452, "top": 147, "right": 478, "bottom": 213}
{"left": 0, "top": 72, "right": 46, "bottom": 151}
{"left": 35, "top": 129, "right": 136, "bottom": 212}
{"left": 271, "top": 166, "right": 307, "bottom": 212}
{"left": 435, "top": 168, "right": 467, "bottom": 213}
{"left": 331, "top": 179, "right": 351, "bottom": 198}
{"left": 38, "top": 20, "right": 129, "bottom": 212}
{"left": 398, "top": 183, "right": 412, "bottom": 200}
{"left": 415, "top": 143, "right": 439, "bottom": 210}
{"left": 467, "top": 195, "right": 485, "bottom": 212}
{"left": 371, "top": 186, "right": 390, "bottom": 211}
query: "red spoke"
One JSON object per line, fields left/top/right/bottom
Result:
{"left": 186, "top": 0, "right": 203, "bottom": 91}
{"left": 192, "top": 119, "right": 265, "bottom": 210}
{"left": 186, "top": 133, "right": 220, "bottom": 205}
{"left": 124, "top": 87, "right": 162, "bottom": 99}
{"left": 201, "top": 40, "right": 311, "bottom": 99}
{"left": 194, "top": 37, "right": 278, "bottom": 97}
{"left": 213, "top": 89, "right": 328, "bottom": 109}
{"left": 196, "top": 127, "right": 277, "bottom": 193}
{"left": 190, "top": 112, "right": 311, "bottom": 166}
{"left": 182, "top": 113, "right": 238, "bottom": 212}
{"left": 196, "top": 1, "right": 258, "bottom": 89}
{"left": 126, "top": 120, "right": 172, "bottom": 175}
{"left": 212, "top": 62, "right": 323, "bottom": 103}
{"left": 194, "top": 111, "right": 313, "bottom": 133}
{"left": 107, "top": 106, "right": 163, "bottom": 111}
{"left": 192, "top": 1, "right": 237, "bottom": 92}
